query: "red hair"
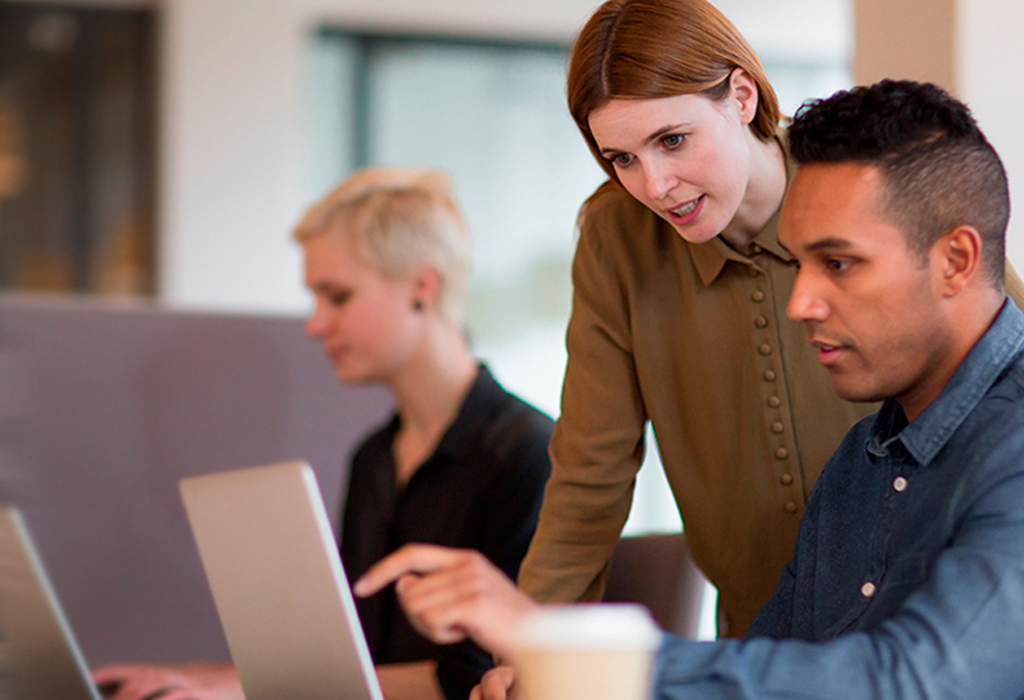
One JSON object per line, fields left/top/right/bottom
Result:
{"left": 568, "top": 0, "right": 781, "bottom": 182}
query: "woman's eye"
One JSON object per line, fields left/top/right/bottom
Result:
{"left": 611, "top": 152, "right": 634, "bottom": 167}
{"left": 661, "top": 134, "right": 685, "bottom": 148}
{"left": 329, "top": 291, "right": 351, "bottom": 306}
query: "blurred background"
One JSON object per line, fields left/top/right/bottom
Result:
{"left": 0, "top": 0, "right": 1021, "bottom": 658}
{"left": 0, "top": 0, "right": 860, "bottom": 538}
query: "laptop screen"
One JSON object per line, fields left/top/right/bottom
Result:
{"left": 180, "top": 461, "right": 384, "bottom": 700}
{"left": 0, "top": 506, "right": 101, "bottom": 700}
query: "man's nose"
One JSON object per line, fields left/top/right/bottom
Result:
{"left": 786, "top": 269, "right": 829, "bottom": 324}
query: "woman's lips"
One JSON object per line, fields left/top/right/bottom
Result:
{"left": 667, "top": 195, "right": 705, "bottom": 226}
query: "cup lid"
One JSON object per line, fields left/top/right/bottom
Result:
{"left": 512, "top": 603, "right": 662, "bottom": 651}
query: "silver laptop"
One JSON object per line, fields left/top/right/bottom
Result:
{"left": 0, "top": 505, "right": 102, "bottom": 700}
{"left": 179, "top": 461, "right": 384, "bottom": 700}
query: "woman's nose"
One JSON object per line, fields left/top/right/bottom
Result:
{"left": 643, "top": 160, "right": 677, "bottom": 202}
{"left": 305, "top": 304, "right": 329, "bottom": 338}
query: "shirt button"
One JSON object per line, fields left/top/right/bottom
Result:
{"left": 751, "top": 243, "right": 762, "bottom": 254}
{"left": 775, "top": 448, "right": 789, "bottom": 460}
{"left": 754, "top": 315, "right": 768, "bottom": 328}
{"left": 768, "top": 396, "right": 781, "bottom": 408}
{"left": 758, "top": 343, "right": 772, "bottom": 356}
{"left": 893, "top": 476, "right": 908, "bottom": 492}
{"left": 763, "top": 369, "right": 777, "bottom": 382}
{"left": 785, "top": 501, "right": 798, "bottom": 514}
{"left": 780, "top": 473, "right": 794, "bottom": 486}
{"left": 752, "top": 290, "right": 765, "bottom": 302}
{"left": 748, "top": 265, "right": 760, "bottom": 277}
{"left": 861, "top": 581, "right": 876, "bottom": 597}
{"left": 771, "top": 421, "right": 785, "bottom": 434}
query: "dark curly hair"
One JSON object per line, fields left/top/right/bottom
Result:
{"left": 788, "top": 79, "right": 1008, "bottom": 287}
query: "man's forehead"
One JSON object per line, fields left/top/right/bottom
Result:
{"left": 779, "top": 163, "right": 888, "bottom": 249}
{"left": 786, "top": 162, "right": 883, "bottom": 202}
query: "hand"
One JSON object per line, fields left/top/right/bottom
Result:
{"left": 353, "top": 544, "right": 538, "bottom": 658}
{"left": 91, "top": 663, "right": 242, "bottom": 700}
{"left": 469, "top": 665, "right": 517, "bottom": 700}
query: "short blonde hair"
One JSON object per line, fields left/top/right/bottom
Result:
{"left": 294, "top": 167, "right": 472, "bottom": 324}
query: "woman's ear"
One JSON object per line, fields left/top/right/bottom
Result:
{"left": 729, "top": 67, "right": 759, "bottom": 127}
{"left": 411, "top": 265, "right": 441, "bottom": 311}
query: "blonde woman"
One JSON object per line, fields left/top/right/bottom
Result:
{"left": 93, "top": 168, "right": 553, "bottom": 700}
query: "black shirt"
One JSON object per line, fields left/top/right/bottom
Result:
{"left": 340, "top": 364, "right": 553, "bottom": 700}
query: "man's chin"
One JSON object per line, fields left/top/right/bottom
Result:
{"left": 829, "top": 376, "right": 883, "bottom": 404}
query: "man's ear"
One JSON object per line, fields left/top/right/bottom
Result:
{"left": 729, "top": 67, "right": 759, "bottom": 127}
{"left": 932, "top": 225, "right": 983, "bottom": 298}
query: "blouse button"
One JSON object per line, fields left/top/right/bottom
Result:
{"left": 785, "top": 501, "right": 798, "bottom": 514}
{"left": 764, "top": 370, "right": 777, "bottom": 382}
{"left": 780, "top": 473, "right": 794, "bottom": 486}
{"left": 754, "top": 315, "right": 768, "bottom": 328}
{"left": 893, "top": 476, "right": 908, "bottom": 492}
{"left": 758, "top": 343, "right": 772, "bottom": 356}
{"left": 752, "top": 290, "right": 765, "bottom": 302}
{"left": 771, "top": 421, "right": 785, "bottom": 434}
{"left": 775, "top": 448, "right": 789, "bottom": 460}
{"left": 861, "top": 581, "right": 877, "bottom": 597}
{"left": 768, "top": 396, "right": 781, "bottom": 408}
{"left": 748, "top": 265, "right": 760, "bottom": 276}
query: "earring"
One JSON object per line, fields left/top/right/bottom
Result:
{"left": 412, "top": 299, "right": 424, "bottom": 312}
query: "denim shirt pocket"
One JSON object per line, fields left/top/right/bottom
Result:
{"left": 882, "top": 552, "right": 930, "bottom": 588}
{"left": 821, "top": 598, "right": 872, "bottom": 640}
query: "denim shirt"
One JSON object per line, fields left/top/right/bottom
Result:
{"left": 654, "top": 298, "right": 1024, "bottom": 700}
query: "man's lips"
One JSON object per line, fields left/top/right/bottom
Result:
{"left": 810, "top": 338, "right": 849, "bottom": 365}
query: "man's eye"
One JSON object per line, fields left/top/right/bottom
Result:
{"left": 329, "top": 291, "right": 351, "bottom": 306}
{"left": 825, "top": 259, "right": 852, "bottom": 272}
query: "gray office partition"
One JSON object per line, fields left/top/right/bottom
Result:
{"left": 0, "top": 294, "right": 392, "bottom": 666}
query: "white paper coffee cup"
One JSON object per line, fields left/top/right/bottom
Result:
{"left": 510, "top": 603, "right": 662, "bottom": 700}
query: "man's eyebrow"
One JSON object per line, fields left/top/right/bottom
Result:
{"left": 598, "top": 122, "right": 690, "bottom": 156}
{"left": 801, "top": 237, "right": 854, "bottom": 254}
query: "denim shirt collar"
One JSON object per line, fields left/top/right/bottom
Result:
{"left": 867, "top": 297, "right": 1024, "bottom": 466}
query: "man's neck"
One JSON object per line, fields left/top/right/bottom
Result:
{"left": 899, "top": 291, "right": 1005, "bottom": 422}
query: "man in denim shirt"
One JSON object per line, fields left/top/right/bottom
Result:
{"left": 650, "top": 79, "right": 1024, "bottom": 698}
{"left": 355, "top": 79, "right": 1024, "bottom": 700}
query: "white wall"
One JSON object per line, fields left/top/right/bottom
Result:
{"left": 958, "top": 0, "right": 1024, "bottom": 271}
{"left": 853, "top": 0, "right": 1024, "bottom": 272}
{"left": 158, "top": 0, "right": 311, "bottom": 312}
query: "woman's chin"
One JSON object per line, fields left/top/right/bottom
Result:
{"left": 658, "top": 210, "right": 722, "bottom": 245}
{"left": 670, "top": 224, "right": 720, "bottom": 245}
{"left": 335, "top": 365, "right": 365, "bottom": 385}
